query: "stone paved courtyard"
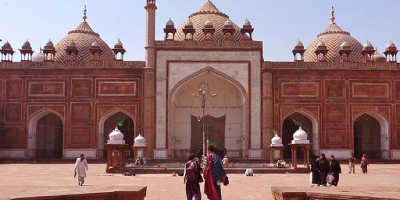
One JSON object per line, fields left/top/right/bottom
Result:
{"left": 0, "top": 162, "right": 400, "bottom": 200}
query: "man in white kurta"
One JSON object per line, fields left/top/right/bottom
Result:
{"left": 74, "top": 154, "right": 88, "bottom": 186}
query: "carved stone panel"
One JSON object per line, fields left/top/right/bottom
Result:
{"left": 6, "top": 79, "right": 22, "bottom": 99}
{"left": 325, "top": 127, "right": 347, "bottom": 146}
{"left": 71, "top": 103, "right": 91, "bottom": 123}
{"left": 1, "top": 127, "right": 22, "bottom": 148}
{"left": 326, "top": 104, "right": 345, "bottom": 123}
{"left": 325, "top": 80, "right": 345, "bottom": 99}
{"left": 280, "top": 81, "right": 320, "bottom": 99}
{"left": 28, "top": 80, "right": 66, "bottom": 98}
{"left": 351, "top": 81, "right": 390, "bottom": 99}
{"left": 97, "top": 80, "right": 137, "bottom": 97}
{"left": 5, "top": 103, "right": 22, "bottom": 124}
{"left": 71, "top": 78, "right": 92, "bottom": 98}
{"left": 70, "top": 127, "right": 91, "bottom": 147}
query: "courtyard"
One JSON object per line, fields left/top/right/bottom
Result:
{"left": 0, "top": 162, "right": 400, "bottom": 200}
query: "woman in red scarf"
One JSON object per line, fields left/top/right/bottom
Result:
{"left": 203, "top": 145, "right": 225, "bottom": 200}
{"left": 361, "top": 154, "right": 369, "bottom": 174}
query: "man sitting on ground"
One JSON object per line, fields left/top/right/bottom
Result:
{"left": 277, "top": 158, "right": 286, "bottom": 168}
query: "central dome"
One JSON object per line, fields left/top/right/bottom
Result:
{"left": 174, "top": 0, "right": 243, "bottom": 41}
{"left": 304, "top": 12, "right": 363, "bottom": 62}
{"left": 55, "top": 21, "right": 115, "bottom": 62}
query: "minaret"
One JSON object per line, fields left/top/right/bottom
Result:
{"left": 145, "top": 0, "right": 157, "bottom": 68}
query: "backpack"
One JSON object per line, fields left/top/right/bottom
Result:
{"left": 186, "top": 160, "right": 198, "bottom": 182}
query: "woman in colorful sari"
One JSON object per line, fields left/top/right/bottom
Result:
{"left": 361, "top": 154, "right": 369, "bottom": 174}
{"left": 203, "top": 145, "right": 225, "bottom": 200}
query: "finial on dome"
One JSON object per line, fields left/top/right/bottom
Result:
{"left": 83, "top": 5, "right": 87, "bottom": 22}
{"left": 331, "top": 6, "right": 335, "bottom": 23}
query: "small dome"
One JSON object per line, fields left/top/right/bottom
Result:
{"left": 68, "top": 40, "right": 76, "bottom": 47}
{"left": 293, "top": 127, "right": 308, "bottom": 141}
{"left": 22, "top": 40, "right": 31, "bottom": 48}
{"left": 243, "top": 18, "right": 252, "bottom": 27}
{"left": 166, "top": 18, "right": 174, "bottom": 26}
{"left": 2, "top": 41, "right": 12, "bottom": 50}
{"left": 46, "top": 40, "right": 54, "bottom": 47}
{"left": 372, "top": 51, "right": 386, "bottom": 63}
{"left": 134, "top": 134, "right": 147, "bottom": 147}
{"left": 109, "top": 127, "right": 124, "bottom": 141}
{"left": 340, "top": 41, "right": 349, "bottom": 47}
{"left": 317, "top": 40, "right": 326, "bottom": 47}
{"left": 364, "top": 40, "right": 373, "bottom": 48}
{"left": 115, "top": 38, "right": 123, "bottom": 46}
{"left": 294, "top": 39, "right": 304, "bottom": 47}
{"left": 271, "top": 134, "right": 283, "bottom": 147}
{"left": 91, "top": 41, "right": 99, "bottom": 47}
{"left": 205, "top": 19, "right": 213, "bottom": 26}
{"left": 224, "top": 19, "right": 233, "bottom": 26}
{"left": 32, "top": 52, "right": 45, "bottom": 62}
{"left": 387, "top": 41, "right": 396, "bottom": 48}
{"left": 185, "top": 19, "right": 193, "bottom": 27}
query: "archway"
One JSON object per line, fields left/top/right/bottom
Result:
{"left": 35, "top": 113, "right": 63, "bottom": 158}
{"left": 28, "top": 108, "right": 64, "bottom": 158}
{"left": 98, "top": 108, "right": 135, "bottom": 159}
{"left": 169, "top": 69, "right": 248, "bottom": 158}
{"left": 353, "top": 112, "right": 389, "bottom": 159}
{"left": 282, "top": 110, "right": 318, "bottom": 160}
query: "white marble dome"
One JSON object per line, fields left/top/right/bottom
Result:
{"left": 271, "top": 134, "right": 283, "bottom": 147}
{"left": 134, "top": 134, "right": 147, "bottom": 147}
{"left": 291, "top": 127, "right": 310, "bottom": 144}
{"left": 109, "top": 127, "right": 124, "bottom": 141}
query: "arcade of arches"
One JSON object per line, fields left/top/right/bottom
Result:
{"left": 170, "top": 71, "right": 247, "bottom": 158}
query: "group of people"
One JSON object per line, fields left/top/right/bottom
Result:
{"left": 184, "top": 145, "right": 227, "bottom": 200}
{"left": 349, "top": 153, "right": 370, "bottom": 174}
{"left": 310, "top": 153, "right": 341, "bottom": 187}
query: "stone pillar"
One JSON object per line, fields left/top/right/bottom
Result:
{"left": 145, "top": 1, "right": 157, "bottom": 68}
{"left": 143, "top": 68, "right": 156, "bottom": 159}
{"left": 262, "top": 73, "right": 273, "bottom": 160}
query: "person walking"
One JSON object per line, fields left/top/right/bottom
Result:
{"left": 74, "top": 154, "right": 88, "bottom": 186}
{"left": 318, "top": 153, "right": 329, "bottom": 187}
{"left": 361, "top": 154, "right": 369, "bottom": 174}
{"left": 203, "top": 145, "right": 226, "bottom": 200}
{"left": 328, "top": 155, "right": 341, "bottom": 187}
{"left": 310, "top": 154, "right": 320, "bottom": 187}
{"left": 184, "top": 153, "right": 202, "bottom": 200}
{"left": 348, "top": 153, "right": 356, "bottom": 174}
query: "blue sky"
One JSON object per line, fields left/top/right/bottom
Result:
{"left": 0, "top": 0, "right": 399, "bottom": 61}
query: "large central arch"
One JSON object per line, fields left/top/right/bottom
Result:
{"left": 168, "top": 68, "right": 249, "bottom": 158}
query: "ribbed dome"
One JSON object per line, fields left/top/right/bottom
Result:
{"left": 304, "top": 22, "right": 363, "bottom": 62}
{"left": 174, "top": 0, "right": 244, "bottom": 41}
{"left": 55, "top": 21, "right": 115, "bottom": 62}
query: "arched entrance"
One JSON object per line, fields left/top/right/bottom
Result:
{"left": 282, "top": 110, "right": 319, "bottom": 160}
{"left": 35, "top": 113, "right": 63, "bottom": 158}
{"left": 353, "top": 112, "right": 389, "bottom": 159}
{"left": 169, "top": 69, "right": 248, "bottom": 158}
{"left": 28, "top": 108, "right": 64, "bottom": 158}
{"left": 98, "top": 108, "right": 135, "bottom": 159}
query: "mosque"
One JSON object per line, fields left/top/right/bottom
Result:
{"left": 0, "top": 0, "right": 399, "bottom": 161}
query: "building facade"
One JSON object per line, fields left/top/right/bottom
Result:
{"left": 0, "top": 0, "right": 399, "bottom": 160}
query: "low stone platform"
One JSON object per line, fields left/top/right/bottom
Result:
{"left": 3, "top": 186, "right": 146, "bottom": 200}
{"left": 271, "top": 186, "right": 400, "bottom": 200}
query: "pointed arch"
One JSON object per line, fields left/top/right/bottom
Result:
{"left": 27, "top": 108, "right": 65, "bottom": 158}
{"left": 353, "top": 109, "right": 390, "bottom": 159}
{"left": 281, "top": 109, "right": 319, "bottom": 154}
{"left": 97, "top": 107, "right": 136, "bottom": 158}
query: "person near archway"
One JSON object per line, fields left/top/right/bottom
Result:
{"left": 361, "top": 154, "right": 369, "bottom": 174}
{"left": 74, "top": 154, "right": 88, "bottom": 186}
{"left": 310, "top": 154, "right": 320, "bottom": 187}
{"left": 318, "top": 153, "right": 329, "bottom": 187}
{"left": 348, "top": 153, "right": 356, "bottom": 174}
{"left": 184, "top": 153, "right": 202, "bottom": 200}
{"left": 328, "top": 155, "right": 341, "bottom": 187}
{"left": 203, "top": 145, "right": 226, "bottom": 200}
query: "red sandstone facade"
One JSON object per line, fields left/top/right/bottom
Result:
{"left": 0, "top": 0, "right": 399, "bottom": 160}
